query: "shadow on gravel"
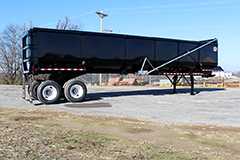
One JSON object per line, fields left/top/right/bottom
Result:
{"left": 85, "top": 88, "right": 225, "bottom": 102}
{"left": 33, "top": 99, "right": 112, "bottom": 108}
{"left": 33, "top": 98, "right": 69, "bottom": 106}
{"left": 31, "top": 88, "right": 225, "bottom": 106}
{"left": 65, "top": 102, "right": 112, "bottom": 108}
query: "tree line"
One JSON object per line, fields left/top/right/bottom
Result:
{"left": 0, "top": 17, "right": 82, "bottom": 84}
{"left": 233, "top": 71, "right": 240, "bottom": 77}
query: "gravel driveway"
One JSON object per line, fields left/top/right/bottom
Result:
{"left": 0, "top": 85, "right": 239, "bottom": 127}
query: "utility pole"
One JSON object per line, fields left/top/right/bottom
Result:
{"left": 96, "top": 9, "right": 108, "bottom": 32}
{"left": 96, "top": 9, "right": 108, "bottom": 86}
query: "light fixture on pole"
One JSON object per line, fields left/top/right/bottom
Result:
{"left": 95, "top": 10, "right": 108, "bottom": 33}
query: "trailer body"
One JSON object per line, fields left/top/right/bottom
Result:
{"left": 23, "top": 28, "right": 217, "bottom": 75}
{"left": 22, "top": 28, "right": 218, "bottom": 104}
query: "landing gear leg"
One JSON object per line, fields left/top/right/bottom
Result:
{"left": 173, "top": 75, "right": 178, "bottom": 94}
{"left": 166, "top": 75, "right": 181, "bottom": 94}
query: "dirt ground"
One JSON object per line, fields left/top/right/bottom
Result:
{"left": 0, "top": 106, "right": 239, "bottom": 159}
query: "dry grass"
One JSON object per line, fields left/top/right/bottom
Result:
{"left": 0, "top": 106, "right": 239, "bottom": 159}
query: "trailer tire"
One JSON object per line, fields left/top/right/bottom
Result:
{"left": 29, "top": 80, "right": 41, "bottom": 100}
{"left": 37, "top": 80, "right": 61, "bottom": 104}
{"left": 64, "top": 80, "right": 87, "bottom": 102}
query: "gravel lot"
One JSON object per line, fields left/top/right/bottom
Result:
{"left": 0, "top": 85, "right": 239, "bottom": 127}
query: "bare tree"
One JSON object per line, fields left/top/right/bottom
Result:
{"left": 0, "top": 24, "right": 27, "bottom": 84}
{"left": 0, "top": 18, "right": 82, "bottom": 84}
{"left": 56, "top": 17, "right": 82, "bottom": 30}
{"left": 233, "top": 71, "right": 240, "bottom": 77}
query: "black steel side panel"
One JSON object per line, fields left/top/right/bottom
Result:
{"left": 178, "top": 42, "right": 199, "bottom": 70}
{"left": 82, "top": 34, "right": 125, "bottom": 69}
{"left": 37, "top": 32, "right": 81, "bottom": 63}
{"left": 126, "top": 38, "right": 154, "bottom": 60}
{"left": 179, "top": 42, "right": 199, "bottom": 62}
{"left": 156, "top": 40, "right": 178, "bottom": 61}
{"left": 155, "top": 40, "right": 178, "bottom": 69}
{"left": 23, "top": 28, "right": 218, "bottom": 74}
{"left": 200, "top": 42, "right": 217, "bottom": 68}
{"left": 125, "top": 38, "right": 155, "bottom": 71}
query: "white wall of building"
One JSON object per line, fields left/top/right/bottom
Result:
{"left": 212, "top": 71, "right": 232, "bottom": 78}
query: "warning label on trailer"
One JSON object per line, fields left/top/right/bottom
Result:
{"left": 213, "top": 46, "right": 218, "bottom": 52}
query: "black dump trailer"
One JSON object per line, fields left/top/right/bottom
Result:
{"left": 22, "top": 27, "right": 218, "bottom": 104}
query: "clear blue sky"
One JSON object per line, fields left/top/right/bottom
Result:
{"left": 1, "top": 0, "right": 240, "bottom": 72}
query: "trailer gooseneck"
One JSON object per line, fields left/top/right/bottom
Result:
{"left": 22, "top": 28, "right": 219, "bottom": 104}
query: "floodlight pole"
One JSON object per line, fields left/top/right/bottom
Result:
{"left": 96, "top": 10, "right": 108, "bottom": 86}
{"left": 96, "top": 9, "right": 108, "bottom": 32}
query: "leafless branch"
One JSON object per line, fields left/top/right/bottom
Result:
{"left": 56, "top": 17, "right": 82, "bottom": 30}
{"left": 0, "top": 24, "right": 25, "bottom": 84}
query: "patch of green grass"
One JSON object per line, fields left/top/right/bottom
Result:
{"left": 0, "top": 111, "right": 12, "bottom": 116}
{"left": 146, "top": 153, "right": 162, "bottom": 158}
{"left": 0, "top": 107, "right": 239, "bottom": 159}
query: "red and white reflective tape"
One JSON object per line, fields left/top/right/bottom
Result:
{"left": 163, "top": 73, "right": 203, "bottom": 76}
{"left": 193, "top": 73, "right": 204, "bottom": 76}
{"left": 40, "top": 68, "right": 86, "bottom": 71}
{"left": 164, "top": 73, "right": 190, "bottom": 75}
{"left": 202, "top": 69, "right": 224, "bottom": 72}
